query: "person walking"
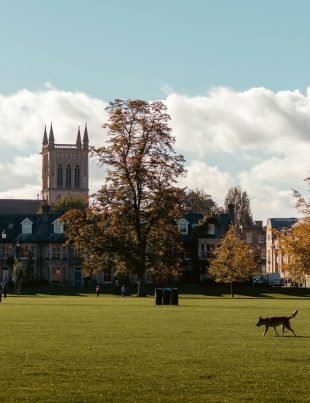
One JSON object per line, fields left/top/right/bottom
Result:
{"left": 2, "top": 282, "right": 7, "bottom": 299}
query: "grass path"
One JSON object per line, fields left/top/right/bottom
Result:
{"left": 0, "top": 289, "right": 309, "bottom": 402}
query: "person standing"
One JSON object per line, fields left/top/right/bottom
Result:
{"left": 96, "top": 285, "right": 100, "bottom": 297}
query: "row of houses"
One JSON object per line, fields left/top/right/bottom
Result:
{"left": 0, "top": 197, "right": 296, "bottom": 287}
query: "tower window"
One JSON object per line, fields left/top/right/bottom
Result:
{"left": 66, "top": 165, "right": 71, "bottom": 188}
{"left": 57, "top": 164, "right": 63, "bottom": 187}
{"left": 75, "top": 165, "right": 80, "bottom": 188}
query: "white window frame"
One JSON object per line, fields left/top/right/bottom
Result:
{"left": 53, "top": 219, "right": 64, "bottom": 234}
{"left": 21, "top": 218, "right": 33, "bottom": 234}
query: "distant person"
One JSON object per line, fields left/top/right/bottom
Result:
{"left": 114, "top": 279, "right": 120, "bottom": 293}
{"left": 96, "top": 285, "right": 100, "bottom": 297}
{"left": 121, "top": 284, "right": 126, "bottom": 297}
{"left": 2, "top": 282, "right": 7, "bottom": 299}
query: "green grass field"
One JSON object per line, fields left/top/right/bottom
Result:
{"left": 0, "top": 286, "right": 309, "bottom": 402}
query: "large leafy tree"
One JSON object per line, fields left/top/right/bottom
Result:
{"left": 185, "top": 188, "right": 219, "bottom": 216}
{"left": 50, "top": 195, "right": 88, "bottom": 215}
{"left": 62, "top": 99, "right": 186, "bottom": 296}
{"left": 208, "top": 224, "right": 257, "bottom": 297}
{"left": 278, "top": 175, "right": 310, "bottom": 282}
{"left": 277, "top": 218, "right": 310, "bottom": 282}
{"left": 224, "top": 186, "right": 254, "bottom": 227}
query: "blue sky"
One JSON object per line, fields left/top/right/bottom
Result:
{"left": 1, "top": 0, "right": 310, "bottom": 222}
{"left": 2, "top": 0, "right": 310, "bottom": 99}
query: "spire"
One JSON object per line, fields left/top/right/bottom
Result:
{"left": 42, "top": 125, "right": 48, "bottom": 146}
{"left": 49, "top": 122, "right": 55, "bottom": 144}
{"left": 83, "top": 122, "right": 89, "bottom": 150}
{"left": 76, "top": 126, "right": 82, "bottom": 147}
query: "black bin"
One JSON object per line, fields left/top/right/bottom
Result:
{"left": 163, "top": 288, "right": 171, "bottom": 305}
{"left": 171, "top": 288, "right": 179, "bottom": 305}
{"left": 155, "top": 288, "right": 163, "bottom": 305}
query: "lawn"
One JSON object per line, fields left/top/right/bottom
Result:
{"left": 0, "top": 286, "right": 309, "bottom": 402}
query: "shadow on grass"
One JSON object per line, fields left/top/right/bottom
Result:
{"left": 7, "top": 283, "right": 310, "bottom": 300}
{"left": 178, "top": 284, "right": 310, "bottom": 299}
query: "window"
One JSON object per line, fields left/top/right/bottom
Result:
{"left": 200, "top": 243, "right": 214, "bottom": 259}
{"left": 21, "top": 218, "right": 33, "bottom": 234}
{"left": 66, "top": 165, "right": 71, "bottom": 188}
{"left": 261, "top": 249, "right": 266, "bottom": 259}
{"left": 74, "top": 165, "right": 80, "bottom": 188}
{"left": 50, "top": 267, "right": 65, "bottom": 283}
{"left": 246, "top": 232, "right": 253, "bottom": 243}
{"left": 207, "top": 223, "right": 215, "bottom": 235}
{"left": 20, "top": 244, "right": 36, "bottom": 259}
{"left": 259, "top": 235, "right": 265, "bottom": 244}
{"left": 51, "top": 246, "right": 61, "bottom": 259}
{"left": 57, "top": 164, "right": 63, "bottom": 187}
{"left": 53, "top": 219, "right": 64, "bottom": 234}
{"left": 178, "top": 219, "right": 188, "bottom": 235}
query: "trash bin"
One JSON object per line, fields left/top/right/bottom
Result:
{"left": 163, "top": 288, "right": 171, "bottom": 305}
{"left": 155, "top": 288, "right": 163, "bottom": 305}
{"left": 171, "top": 288, "right": 179, "bottom": 305}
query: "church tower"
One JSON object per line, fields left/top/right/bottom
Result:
{"left": 42, "top": 123, "right": 89, "bottom": 202}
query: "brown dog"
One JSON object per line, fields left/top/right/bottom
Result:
{"left": 256, "top": 310, "right": 298, "bottom": 336}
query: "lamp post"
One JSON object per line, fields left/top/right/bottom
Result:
{"left": 1, "top": 230, "right": 7, "bottom": 283}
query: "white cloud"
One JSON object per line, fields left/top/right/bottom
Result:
{"left": 178, "top": 161, "right": 234, "bottom": 203}
{"left": 1, "top": 85, "right": 310, "bottom": 224}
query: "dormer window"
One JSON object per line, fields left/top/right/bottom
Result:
{"left": 208, "top": 223, "right": 215, "bottom": 235}
{"left": 21, "top": 218, "right": 33, "bottom": 234}
{"left": 178, "top": 219, "right": 189, "bottom": 235}
{"left": 53, "top": 218, "right": 64, "bottom": 234}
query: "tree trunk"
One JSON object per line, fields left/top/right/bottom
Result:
{"left": 231, "top": 281, "right": 234, "bottom": 298}
{"left": 137, "top": 272, "right": 147, "bottom": 297}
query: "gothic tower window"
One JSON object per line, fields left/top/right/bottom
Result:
{"left": 66, "top": 165, "right": 71, "bottom": 188}
{"left": 74, "top": 165, "right": 80, "bottom": 188}
{"left": 57, "top": 164, "right": 63, "bottom": 187}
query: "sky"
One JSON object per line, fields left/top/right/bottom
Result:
{"left": 1, "top": 0, "right": 310, "bottom": 223}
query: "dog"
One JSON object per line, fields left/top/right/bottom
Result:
{"left": 256, "top": 310, "right": 298, "bottom": 336}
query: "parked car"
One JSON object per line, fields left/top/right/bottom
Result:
{"left": 252, "top": 275, "right": 267, "bottom": 286}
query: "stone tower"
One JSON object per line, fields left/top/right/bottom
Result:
{"left": 42, "top": 123, "right": 89, "bottom": 201}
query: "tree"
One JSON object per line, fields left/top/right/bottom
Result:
{"left": 277, "top": 218, "right": 310, "bottom": 283}
{"left": 11, "top": 258, "right": 25, "bottom": 295}
{"left": 293, "top": 175, "right": 310, "bottom": 216}
{"left": 277, "top": 175, "right": 310, "bottom": 283}
{"left": 224, "top": 186, "right": 253, "bottom": 227}
{"left": 208, "top": 224, "right": 257, "bottom": 297}
{"left": 185, "top": 188, "right": 219, "bottom": 216}
{"left": 50, "top": 195, "right": 88, "bottom": 215}
{"left": 62, "top": 99, "right": 186, "bottom": 296}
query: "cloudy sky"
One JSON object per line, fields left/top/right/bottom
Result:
{"left": 1, "top": 0, "right": 310, "bottom": 223}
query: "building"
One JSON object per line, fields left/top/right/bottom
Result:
{"left": 177, "top": 204, "right": 235, "bottom": 282}
{"left": 0, "top": 125, "right": 89, "bottom": 286}
{"left": 240, "top": 221, "right": 266, "bottom": 275}
{"left": 42, "top": 123, "right": 89, "bottom": 201}
{"left": 266, "top": 217, "right": 298, "bottom": 275}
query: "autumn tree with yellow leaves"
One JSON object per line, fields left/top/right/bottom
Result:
{"left": 208, "top": 224, "right": 257, "bottom": 297}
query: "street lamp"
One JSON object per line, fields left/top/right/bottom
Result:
{"left": 1, "top": 230, "right": 7, "bottom": 283}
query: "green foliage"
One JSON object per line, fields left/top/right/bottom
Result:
{"left": 63, "top": 99, "right": 186, "bottom": 295}
{"left": 208, "top": 224, "right": 257, "bottom": 295}
{"left": 51, "top": 195, "right": 88, "bottom": 215}
{"left": 185, "top": 188, "right": 220, "bottom": 216}
{"left": 224, "top": 186, "right": 254, "bottom": 227}
{"left": 278, "top": 217, "right": 310, "bottom": 282}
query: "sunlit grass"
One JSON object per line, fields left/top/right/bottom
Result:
{"left": 0, "top": 287, "right": 309, "bottom": 402}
